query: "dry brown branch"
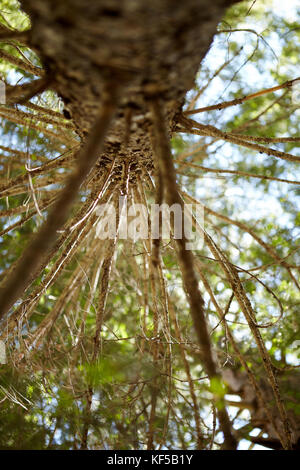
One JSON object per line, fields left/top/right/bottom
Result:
{"left": 0, "top": 23, "right": 29, "bottom": 42}
{"left": 5, "top": 77, "right": 51, "bottom": 105}
{"left": 178, "top": 116, "right": 300, "bottom": 164}
{"left": 174, "top": 159, "right": 300, "bottom": 185}
{"left": 184, "top": 76, "right": 300, "bottom": 115}
{"left": 0, "top": 48, "right": 44, "bottom": 76}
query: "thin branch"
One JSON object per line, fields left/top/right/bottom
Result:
{"left": 184, "top": 76, "right": 299, "bottom": 115}
{"left": 0, "top": 48, "right": 44, "bottom": 76}
{"left": 178, "top": 116, "right": 300, "bottom": 164}
{"left": 175, "top": 159, "right": 300, "bottom": 185}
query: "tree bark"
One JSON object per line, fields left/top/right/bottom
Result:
{"left": 20, "top": 0, "right": 239, "bottom": 148}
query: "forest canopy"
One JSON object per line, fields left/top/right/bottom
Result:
{"left": 0, "top": 0, "right": 299, "bottom": 451}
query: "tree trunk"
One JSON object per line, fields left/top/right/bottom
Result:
{"left": 21, "top": 0, "right": 238, "bottom": 158}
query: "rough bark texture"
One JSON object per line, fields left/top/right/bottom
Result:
{"left": 21, "top": 0, "right": 238, "bottom": 183}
